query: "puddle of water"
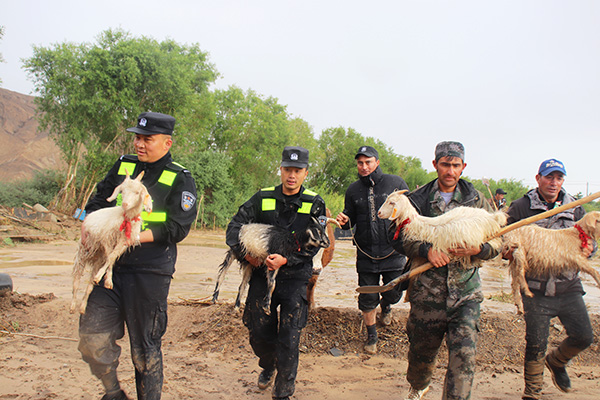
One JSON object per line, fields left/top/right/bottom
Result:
{"left": 0, "top": 259, "right": 73, "bottom": 268}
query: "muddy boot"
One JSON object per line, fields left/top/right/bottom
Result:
{"left": 380, "top": 303, "right": 392, "bottom": 326}
{"left": 545, "top": 344, "right": 577, "bottom": 393}
{"left": 522, "top": 359, "right": 544, "bottom": 399}
{"left": 364, "top": 324, "right": 378, "bottom": 355}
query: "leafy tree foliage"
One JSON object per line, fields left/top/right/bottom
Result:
{"left": 175, "top": 150, "right": 235, "bottom": 228}
{"left": 0, "top": 170, "right": 62, "bottom": 207}
{"left": 209, "top": 86, "right": 299, "bottom": 201}
{"left": 23, "top": 28, "right": 218, "bottom": 210}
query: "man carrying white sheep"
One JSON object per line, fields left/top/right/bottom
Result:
{"left": 225, "top": 146, "right": 327, "bottom": 400}
{"left": 505, "top": 159, "right": 595, "bottom": 399}
{"left": 394, "top": 141, "right": 500, "bottom": 400}
{"left": 78, "top": 112, "right": 198, "bottom": 400}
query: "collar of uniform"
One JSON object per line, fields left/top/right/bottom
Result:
{"left": 359, "top": 165, "right": 383, "bottom": 187}
{"left": 274, "top": 184, "right": 304, "bottom": 207}
{"left": 138, "top": 151, "right": 173, "bottom": 171}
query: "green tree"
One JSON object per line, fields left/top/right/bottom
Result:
{"left": 23, "top": 28, "right": 218, "bottom": 211}
{"left": 176, "top": 150, "right": 235, "bottom": 228}
{"left": 210, "top": 86, "right": 303, "bottom": 201}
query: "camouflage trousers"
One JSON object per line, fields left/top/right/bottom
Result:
{"left": 406, "top": 298, "right": 480, "bottom": 400}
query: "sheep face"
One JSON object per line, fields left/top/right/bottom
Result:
{"left": 304, "top": 216, "right": 331, "bottom": 250}
{"left": 577, "top": 211, "right": 600, "bottom": 241}
{"left": 377, "top": 190, "right": 414, "bottom": 221}
{"left": 106, "top": 171, "right": 152, "bottom": 214}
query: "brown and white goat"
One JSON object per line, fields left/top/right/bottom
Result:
{"left": 70, "top": 170, "right": 152, "bottom": 314}
{"left": 307, "top": 208, "right": 337, "bottom": 309}
{"left": 502, "top": 211, "right": 600, "bottom": 314}
{"left": 377, "top": 190, "right": 507, "bottom": 266}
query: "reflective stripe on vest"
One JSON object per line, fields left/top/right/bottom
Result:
{"left": 298, "top": 202, "right": 312, "bottom": 214}
{"left": 115, "top": 161, "right": 179, "bottom": 229}
{"left": 118, "top": 162, "right": 137, "bottom": 176}
{"left": 141, "top": 211, "right": 166, "bottom": 222}
{"left": 261, "top": 187, "right": 276, "bottom": 211}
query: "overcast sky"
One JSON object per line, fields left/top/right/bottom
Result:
{"left": 1, "top": 1, "right": 598, "bottom": 196}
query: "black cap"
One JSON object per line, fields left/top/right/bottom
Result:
{"left": 281, "top": 146, "right": 309, "bottom": 168}
{"left": 355, "top": 145, "right": 379, "bottom": 160}
{"left": 495, "top": 188, "right": 507, "bottom": 195}
{"left": 126, "top": 112, "right": 175, "bottom": 135}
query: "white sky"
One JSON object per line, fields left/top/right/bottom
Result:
{"left": 1, "top": 0, "right": 599, "bottom": 196}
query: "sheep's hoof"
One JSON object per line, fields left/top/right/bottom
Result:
{"left": 103, "top": 281, "right": 113, "bottom": 290}
{"left": 524, "top": 290, "right": 534, "bottom": 298}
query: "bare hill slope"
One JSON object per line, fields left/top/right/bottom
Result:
{"left": 0, "top": 87, "right": 63, "bottom": 182}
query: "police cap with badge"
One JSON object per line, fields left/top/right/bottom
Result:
{"left": 127, "top": 112, "right": 176, "bottom": 135}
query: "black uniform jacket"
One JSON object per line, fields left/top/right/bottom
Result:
{"left": 341, "top": 166, "right": 409, "bottom": 273}
{"left": 85, "top": 152, "right": 198, "bottom": 275}
{"left": 225, "top": 184, "right": 326, "bottom": 282}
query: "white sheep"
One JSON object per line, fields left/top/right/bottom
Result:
{"left": 70, "top": 170, "right": 152, "bottom": 314}
{"left": 212, "top": 216, "right": 339, "bottom": 314}
{"left": 377, "top": 190, "right": 507, "bottom": 266}
{"left": 502, "top": 211, "right": 600, "bottom": 314}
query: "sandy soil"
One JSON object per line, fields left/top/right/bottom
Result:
{"left": 1, "top": 229, "right": 599, "bottom": 399}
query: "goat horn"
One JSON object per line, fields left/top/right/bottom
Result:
{"left": 327, "top": 218, "right": 341, "bottom": 229}
{"left": 135, "top": 170, "right": 145, "bottom": 181}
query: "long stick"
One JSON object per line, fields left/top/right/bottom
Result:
{"left": 356, "top": 190, "right": 600, "bottom": 294}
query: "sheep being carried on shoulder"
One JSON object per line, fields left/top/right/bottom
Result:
{"left": 378, "top": 189, "right": 507, "bottom": 267}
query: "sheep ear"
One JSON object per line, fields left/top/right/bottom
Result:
{"left": 135, "top": 170, "right": 145, "bottom": 181}
{"left": 106, "top": 185, "right": 122, "bottom": 202}
{"left": 143, "top": 191, "right": 153, "bottom": 213}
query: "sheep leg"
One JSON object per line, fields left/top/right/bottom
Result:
{"left": 579, "top": 262, "right": 600, "bottom": 289}
{"left": 509, "top": 247, "right": 531, "bottom": 314}
{"left": 79, "top": 280, "right": 95, "bottom": 314}
{"left": 235, "top": 264, "right": 253, "bottom": 309}
{"left": 212, "top": 250, "right": 235, "bottom": 303}
{"left": 307, "top": 274, "right": 319, "bottom": 310}
{"left": 93, "top": 244, "right": 128, "bottom": 289}
{"left": 70, "top": 249, "right": 85, "bottom": 314}
{"left": 263, "top": 269, "right": 279, "bottom": 315}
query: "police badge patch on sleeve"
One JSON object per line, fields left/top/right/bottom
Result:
{"left": 181, "top": 191, "right": 196, "bottom": 211}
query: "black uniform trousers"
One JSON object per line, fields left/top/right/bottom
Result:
{"left": 243, "top": 273, "right": 309, "bottom": 399}
{"left": 79, "top": 271, "right": 171, "bottom": 400}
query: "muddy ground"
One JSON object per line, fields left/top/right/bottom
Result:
{"left": 1, "top": 227, "right": 599, "bottom": 399}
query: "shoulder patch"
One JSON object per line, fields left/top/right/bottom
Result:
{"left": 181, "top": 191, "right": 196, "bottom": 212}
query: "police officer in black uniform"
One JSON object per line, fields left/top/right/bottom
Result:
{"left": 225, "top": 146, "right": 326, "bottom": 400}
{"left": 78, "top": 112, "right": 197, "bottom": 400}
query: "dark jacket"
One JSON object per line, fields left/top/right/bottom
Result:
{"left": 507, "top": 188, "right": 588, "bottom": 296}
{"left": 400, "top": 178, "right": 500, "bottom": 304}
{"left": 225, "top": 184, "right": 326, "bottom": 282}
{"left": 85, "top": 152, "right": 198, "bottom": 275}
{"left": 341, "top": 166, "right": 409, "bottom": 273}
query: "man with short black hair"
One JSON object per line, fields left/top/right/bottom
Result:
{"left": 336, "top": 145, "right": 409, "bottom": 355}
{"left": 79, "top": 112, "right": 198, "bottom": 400}
{"left": 397, "top": 141, "right": 500, "bottom": 400}
{"left": 490, "top": 188, "right": 508, "bottom": 211}
{"left": 506, "top": 158, "right": 595, "bottom": 400}
{"left": 226, "top": 146, "right": 327, "bottom": 400}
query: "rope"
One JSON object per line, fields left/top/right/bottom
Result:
{"left": 346, "top": 219, "right": 397, "bottom": 261}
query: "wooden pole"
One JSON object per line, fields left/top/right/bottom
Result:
{"left": 356, "top": 190, "right": 600, "bottom": 294}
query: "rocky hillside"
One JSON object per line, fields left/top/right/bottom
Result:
{"left": 0, "top": 88, "right": 63, "bottom": 182}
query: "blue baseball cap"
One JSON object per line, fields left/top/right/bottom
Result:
{"left": 538, "top": 158, "right": 566, "bottom": 176}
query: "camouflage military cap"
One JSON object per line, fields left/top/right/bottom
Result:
{"left": 435, "top": 141, "right": 464, "bottom": 161}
